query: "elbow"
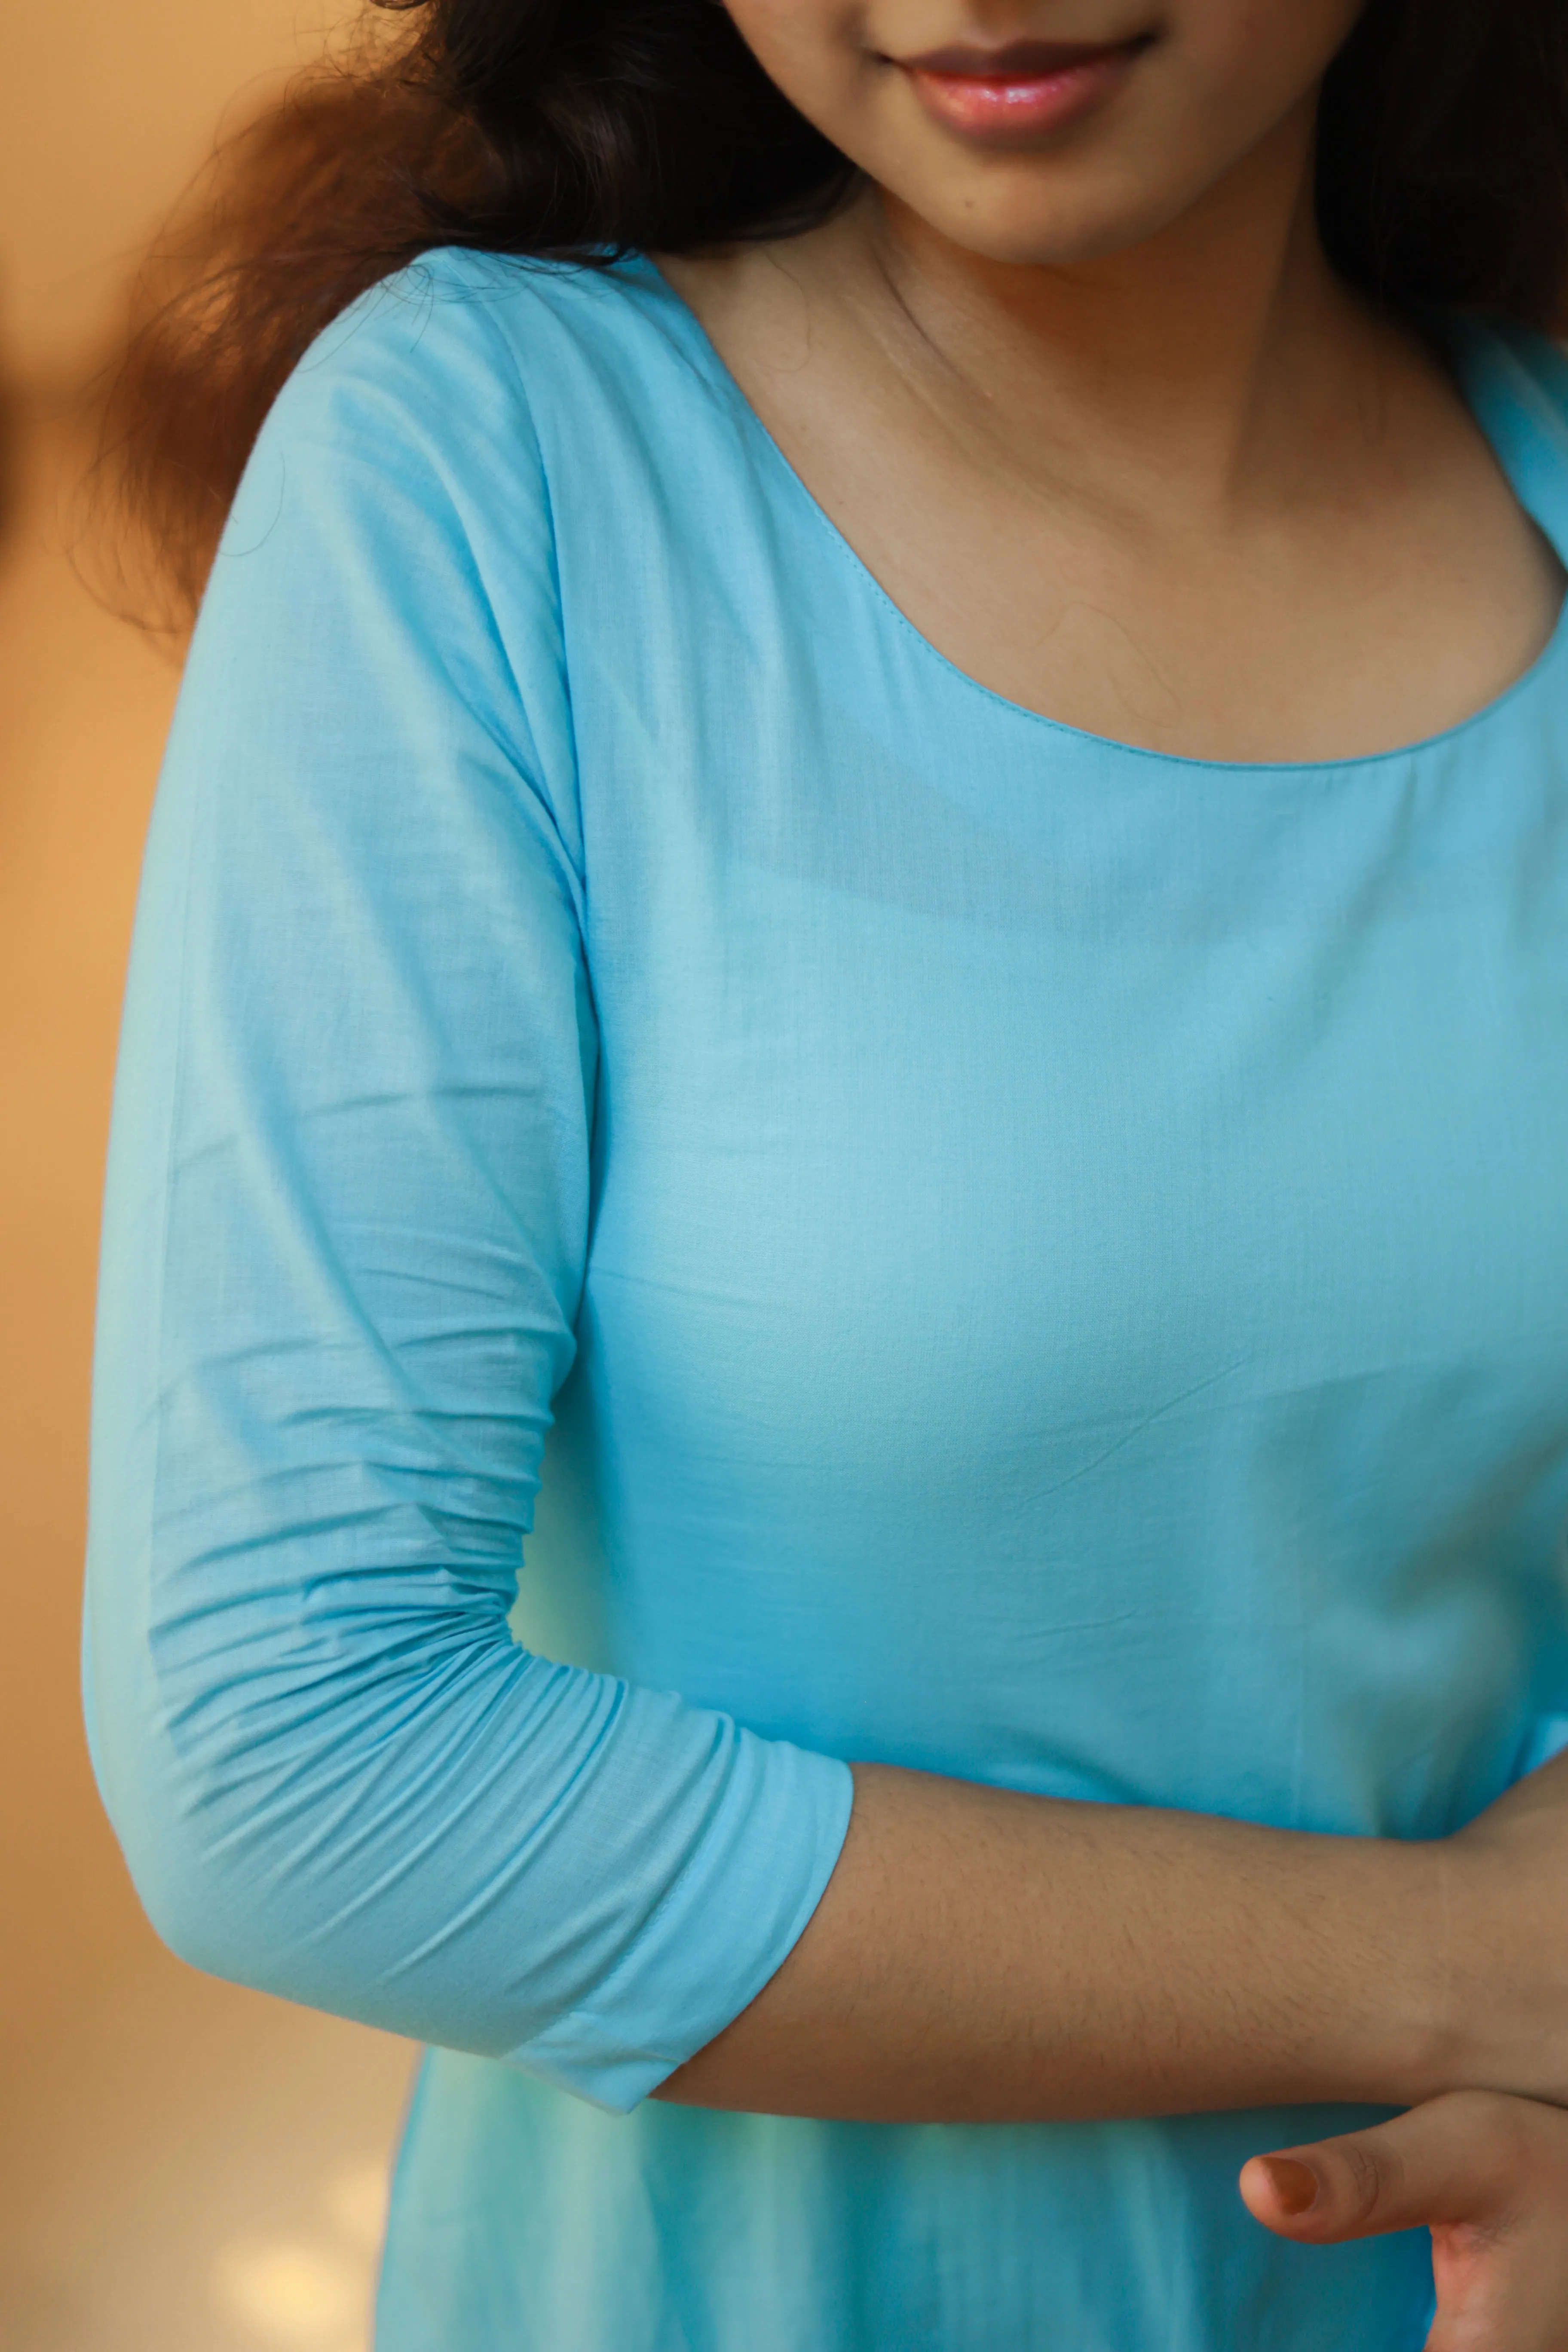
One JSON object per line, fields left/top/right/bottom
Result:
{"left": 88, "top": 1671, "right": 350, "bottom": 2011}
{"left": 135, "top": 1825, "right": 278, "bottom": 1991}
{"left": 83, "top": 1575, "right": 562, "bottom": 2053}
{"left": 85, "top": 1591, "right": 415, "bottom": 2017}
{"left": 84, "top": 1587, "right": 307, "bottom": 1997}
{"left": 98, "top": 1751, "right": 298, "bottom": 1998}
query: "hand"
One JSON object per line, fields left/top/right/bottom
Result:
{"left": 1240, "top": 2090, "right": 1568, "bottom": 2351}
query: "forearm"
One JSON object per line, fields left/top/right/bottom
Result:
{"left": 656, "top": 1761, "right": 1464, "bottom": 2122}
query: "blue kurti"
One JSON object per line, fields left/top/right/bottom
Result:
{"left": 86, "top": 248, "right": 1568, "bottom": 2349}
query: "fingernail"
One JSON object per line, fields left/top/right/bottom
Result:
{"left": 1261, "top": 2157, "right": 1320, "bottom": 2216}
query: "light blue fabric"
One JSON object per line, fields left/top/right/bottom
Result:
{"left": 85, "top": 248, "right": 1568, "bottom": 2350}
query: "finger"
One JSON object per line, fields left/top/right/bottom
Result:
{"left": 1238, "top": 2091, "right": 1531, "bottom": 2245}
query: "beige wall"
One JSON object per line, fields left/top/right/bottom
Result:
{"left": 1, "top": 2, "right": 354, "bottom": 383}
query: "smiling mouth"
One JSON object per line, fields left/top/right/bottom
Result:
{"left": 893, "top": 31, "right": 1159, "bottom": 144}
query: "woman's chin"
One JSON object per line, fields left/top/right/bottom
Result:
{"left": 876, "top": 168, "right": 1207, "bottom": 272}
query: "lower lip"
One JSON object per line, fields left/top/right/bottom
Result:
{"left": 904, "top": 48, "right": 1139, "bottom": 144}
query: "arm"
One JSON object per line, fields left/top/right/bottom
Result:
{"left": 655, "top": 1758, "right": 1448, "bottom": 2120}
{"left": 658, "top": 1747, "right": 1568, "bottom": 2125}
{"left": 84, "top": 282, "right": 854, "bottom": 2113}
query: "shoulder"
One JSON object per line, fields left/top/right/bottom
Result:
{"left": 1437, "top": 312, "right": 1568, "bottom": 460}
{"left": 221, "top": 248, "right": 700, "bottom": 614}
{"left": 225, "top": 244, "right": 746, "bottom": 642}
{"left": 205, "top": 245, "right": 769, "bottom": 834}
{"left": 200, "top": 255, "right": 679, "bottom": 850}
{"left": 251, "top": 246, "right": 725, "bottom": 496}
{"left": 1470, "top": 317, "right": 1568, "bottom": 416}
{"left": 1434, "top": 313, "right": 1568, "bottom": 560}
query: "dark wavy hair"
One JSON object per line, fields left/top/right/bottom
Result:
{"left": 103, "top": 0, "right": 1568, "bottom": 628}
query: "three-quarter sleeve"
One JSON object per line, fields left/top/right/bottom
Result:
{"left": 82, "top": 276, "right": 853, "bottom": 2112}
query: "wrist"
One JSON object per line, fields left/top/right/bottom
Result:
{"left": 1407, "top": 1833, "right": 1484, "bottom": 2101}
{"left": 1357, "top": 1833, "right": 1473, "bottom": 2108}
{"left": 1437, "top": 1810, "right": 1568, "bottom": 2108}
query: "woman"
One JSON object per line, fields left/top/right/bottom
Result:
{"left": 86, "top": 0, "right": 1568, "bottom": 2343}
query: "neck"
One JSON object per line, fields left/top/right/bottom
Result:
{"left": 838, "top": 100, "right": 1375, "bottom": 513}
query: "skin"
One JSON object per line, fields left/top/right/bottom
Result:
{"left": 1240, "top": 2095, "right": 1568, "bottom": 2351}
{"left": 649, "top": 5, "right": 1568, "bottom": 2341}
{"left": 662, "top": 7, "right": 1563, "bottom": 763}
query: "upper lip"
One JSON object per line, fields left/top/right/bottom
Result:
{"left": 897, "top": 34, "right": 1150, "bottom": 76}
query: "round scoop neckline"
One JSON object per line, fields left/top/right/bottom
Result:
{"left": 630, "top": 252, "right": 1568, "bottom": 779}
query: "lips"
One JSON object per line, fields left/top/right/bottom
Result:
{"left": 896, "top": 33, "right": 1153, "bottom": 144}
